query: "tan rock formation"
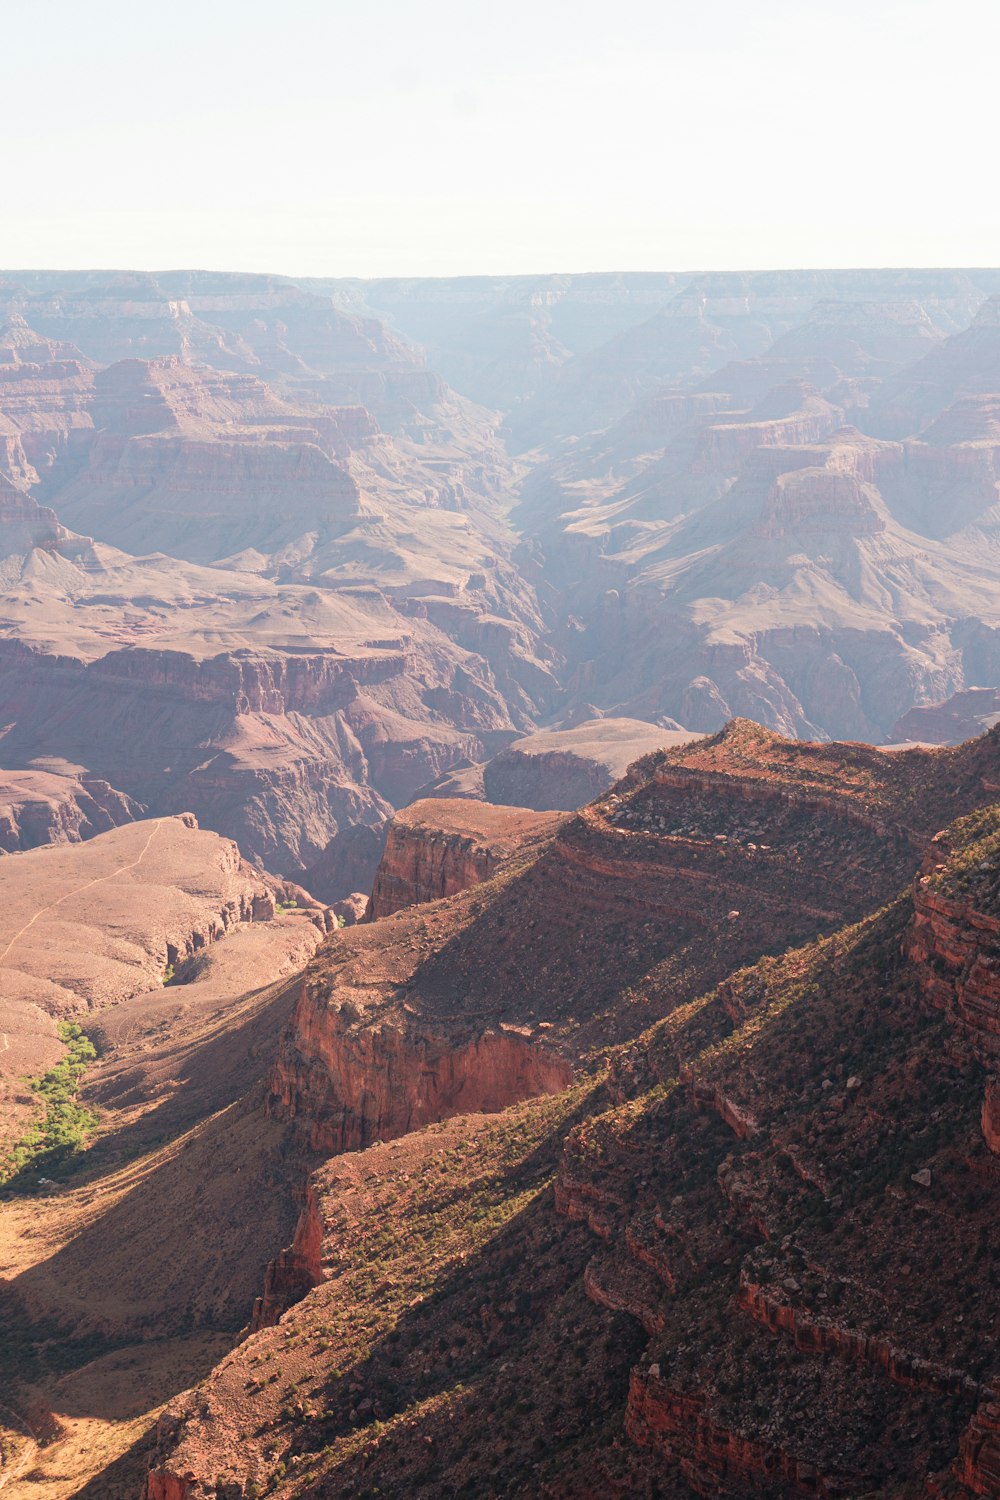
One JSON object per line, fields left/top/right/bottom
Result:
{"left": 0, "top": 762, "right": 141, "bottom": 852}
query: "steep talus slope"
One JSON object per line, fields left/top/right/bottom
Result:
{"left": 551, "top": 802, "right": 1000, "bottom": 1494}
{"left": 140, "top": 723, "right": 1000, "bottom": 1500}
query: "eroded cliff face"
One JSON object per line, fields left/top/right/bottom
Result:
{"left": 958, "top": 1384, "right": 1000, "bottom": 1496}
{"left": 908, "top": 855, "right": 1000, "bottom": 1055}
{"left": 269, "top": 981, "right": 573, "bottom": 1157}
{"left": 0, "top": 622, "right": 542, "bottom": 890}
{"left": 625, "top": 1368, "right": 853, "bottom": 1498}
{"left": 130, "top": 723, "right": 1000, "bottom": 1500}
{"left": 142, "top": 1457, "right": 196, "bottom": 1500}
{"left": 0, "top": 313, "right": 560, "bottom": 901}
{"left": 0, "top": 766, "right": 141, "bottom": 852}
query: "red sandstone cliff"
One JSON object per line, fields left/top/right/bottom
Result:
{"left": 269, "top": 974, "right": 573, "bottom": 1158}
{"left": 365, "top": 797, "right": 564, "bottom": 918}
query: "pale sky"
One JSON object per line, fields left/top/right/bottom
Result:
{"left": 4, "top": 0, "right": 998, "bottom": 277}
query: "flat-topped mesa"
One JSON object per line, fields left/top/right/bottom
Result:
{"left": 692, "top": 384, "right": 842, "bottom": 474}
{"left": 88, "top": 355, "right": 294, "bottom": 435}
{"left": 753, "top": 466, "right": 887, "bottom": 539}
{"left": 483, "top": 716, "right": 690, "bottom": 811}
{"left": 893, "top": 687, "right": 1000, "bottom": 747}
{"left": 365, "top": 797, "right": 565, "bottom": 919}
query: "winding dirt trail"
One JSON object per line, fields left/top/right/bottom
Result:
{"left": 0, "top": 819, "right": 165, "bottom": 969}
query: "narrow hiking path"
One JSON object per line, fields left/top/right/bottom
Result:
{"left": 0, "top": 820, "right": 166, "bottom": 969}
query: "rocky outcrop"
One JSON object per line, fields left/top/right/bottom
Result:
{"left": 142, "top": 1445, "right": 196, "bottom": 1500}
{"left": 737, "top": 1272, "right": 982, "bottom": 1399}
{"left": 907, "top": 857, "right": 1000, "bottom": 1060}
{"left": 957, "top": 1383, "right": 1000, "bottom": 1495}
{"left": 251, "top": 1182, "right": 324, "bottom": 1330}
{"left": 625, "top": 1368, "right": 854, "bottom": 1497}
{"left": 118, "top": 715, "right": 1000, "bottom": 1500}
{"left": 906, "top": 838, "right": 1000, "bottom": 1164}
{"left": 365, "top": 797, "right": 564, "bottom": 918}
{"left": 983, "top": 1078, "right": 1000, "bottom": 1155}
{"left": 90, "top": 643, "right": 409, "bottom": 716}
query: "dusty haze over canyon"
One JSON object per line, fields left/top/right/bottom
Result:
{"left": 2, "top": 265, "right": 1000, "bottom": 1500}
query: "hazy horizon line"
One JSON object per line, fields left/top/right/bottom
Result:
{"left": 5, "top": 263, "right": 1000, "bottom": 283}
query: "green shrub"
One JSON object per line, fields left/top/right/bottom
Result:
{"left": 0, "top": 1021, "right": 99, "bottom": 1189}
